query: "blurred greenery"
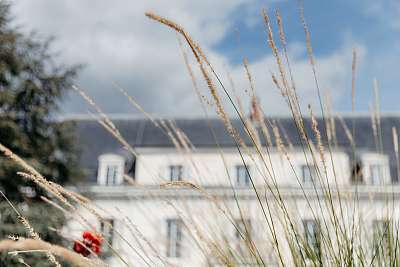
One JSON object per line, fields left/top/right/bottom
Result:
{"left": 0, "top": 1, "right": 82, "bottom": 266}
{"left": 0, "top": 202, "right": 72, "bottom": 267}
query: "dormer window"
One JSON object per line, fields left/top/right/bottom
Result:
{"left": 370, "top": 164, "right": 383, "bottom": 185}
{"left": 98, "top": 154, "right": 125, "bottom": 185}
{"left": 106, "top": 164, "right": 119, "bottom": 184}
{"left": 359, "top": 153, "right": 390, "bottom": 185}
{"left": 169, "top": 165, "right": 183, "bottom": 181}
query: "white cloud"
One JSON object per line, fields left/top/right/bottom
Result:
{"left": 363, "top": 0, "right": 400, "bottom": 31}
{"left": 11, "top": 0, "right": 363, "bottom": 117}
{"left": 222, "top": 41, "right": 367, "bottom": 115}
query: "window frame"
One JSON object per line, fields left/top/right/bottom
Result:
{"left": 97, "top": 154, "right": 125, "bottom": 186}
{"left": 372, "top": 219, "right": 392, "bottom": 255}
{"left": 166, "top": 219, "right": 183, "bottom": 258}
{"left": 301, "top": 165, "right": 316, "bottom": 185}
{"left": 100, "top": 218, "right": 115, "bottom": 251}
{"left": 234, "top": 218, "right": 252, "bottom": 241}
{"left": 169, "top": 165, "right": 183, "bottom": 182}
{"left": 234, "top": 218, "right": 253, "bottom": 257}
{"left": 302, "top": 219, "right": 321, "bottom": 259}
{"left": 236, "top": 164, "right": 251, "bottom": 187}
{"left": 105, "top": 164, "right": 119, "bottom": 185}
{"left": 370, "top": 164, "right": 383, "bottom": 185}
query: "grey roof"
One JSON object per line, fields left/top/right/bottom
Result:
{"left": 72, "top": 115, "right": 400, "bottom": 183}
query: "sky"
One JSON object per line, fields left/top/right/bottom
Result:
{"left": 10, "top": 0, "right": 400, "bottom": 117}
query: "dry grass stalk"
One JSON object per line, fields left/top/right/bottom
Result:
{"left": 277, "top": 120, "right": 293, "bottom": 150}
{"left": 165, "top": 200, "right": 236, "bottom": 267}
{"left": 309, "top": 105, "right": 326, "bottom": 172}
{"left": 299, "top": 5, "right": 329, "bottom": 139}
{"left": 324, "top": 90, "right": 337, "bottom": 147}
{"left": 241, "top": 57, "right": 264, "bottom": 151}
{"left": 373, "top": 78, "right": 383, "bottom": 153}
{"left": 0, "top": 144, "right": 89, "bottom": 224}
{"left": 271, "top": 120, "right": 286, "bottom": 159}
{"left": 170, "top": 122, "right": 202, "bottom": 174}
{"left": 17, "top": 172, "right": 96, "bottom": 232}
{"left": 160, "top": 181, "right": 236, "bottom": 228}
{"left": 275, "top": 10, "right": 287, "bottom": 47}
{"left": 227, "top": 71, "right": 245, "bottom": 117}
{"left": 0, "top": 143, "right": 133, "bottom": 265}
{"left": 40, "top": 196, "right": 69, "bottom": 216}
{"left": 300, "top": 6, "right": 315, "bottom": 74}
{"left": 159, "top": 119, "right": 182, "bottom": 153}
{"left": 0, "top": 239, "right": 103, "bottom": 267}
{"left": 262, "top": 10, "right": 290, "bottom": 100}
{"left": 393, "top": 127, "right": 400, "bottom": 182}
{"left": 0, "top": 191, "right": 62, "bottom": 267}
{"left": 275, "top": 10, "right": 302, "bottom": 115}
{"left": 167, "top": 120, "right": 207, "bottom": 181}
{"left": 89, "top": 110, "right": 138, "bottom": 158}
{"left": 118, "top": 210, "right": 167, "bottom": 266}
{"left": 369, "top": 103, "right": 379, "bottom": 152}
{"left": 146, "top": 12, "right": 243, "bottom": 147}
{"left": 351, "top": 49, "right": 357, "bottom": 113}
{"left": 243, "top": 57, "right": 256, "bottom": 96}
{"left": 263, "top": 12, "right": 306, "bottom": 144}
{"left": 338, "top": 116, "right": 354, "bottom": 146}
{"left": 177, "top": 35, "right": 213, "bottom": 109}
{"left": 145, "top": 12, "right": 202, "bottom": 64}
{"left": 40, "top": 196, "right": 95, "bottom": 240}
{"left": 180, "top": 130, "right": 197, "bottom": 152}
{"left": 160, "top": 181, "right": 244, "bottom": 267}
{"left": 16, "top": 256, "right": 31, "bottom": 267}
{"left": 72, "top": 85, "right": 118, "bottom": 134}
{"left": 253, "top": 101, "right": 273, "bottom": 147}
{"left": 123, "top": 174, "right": 136, "bottom": 185}
{"left": 113, "top": 82, "right": 161, "bottom": 128}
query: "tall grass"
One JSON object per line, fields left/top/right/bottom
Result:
{"left": 0, "top": 6, "right": 399, "bottom": 267}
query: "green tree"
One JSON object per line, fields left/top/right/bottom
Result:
{"left": 0, "top": 2, "right": 81, "bottom": 266}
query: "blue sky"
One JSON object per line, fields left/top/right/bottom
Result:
{"left": 216, "top": 0, "right": 400, "bottom": 113}
{"left": 11, "top": 0, "right": 400, "bottom": 116}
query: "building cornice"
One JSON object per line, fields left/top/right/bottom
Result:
{"left": 71, "top": 185, "right": 400, "bottom": 201}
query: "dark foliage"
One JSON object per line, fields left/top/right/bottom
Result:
{"left": 0, "top": 2, "right": 81, "bottom": 266}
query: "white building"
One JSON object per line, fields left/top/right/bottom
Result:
{"left": 68, "top": 115, "right": 400, "bottom": 266}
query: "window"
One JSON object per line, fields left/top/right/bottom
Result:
{"left": 166, "top": 219, "right": 182, "bottom": 258}
{"left": 373, "top": 220, "right": 391, "bottom": 257}
{"left": 234, "top": 219, "right": 252, "bottom": 256}
{"left": 235, "top": 219, "right": 252, "bottom": 241}
{"left": 370, "top": 164, "right": 383, "bottom": 185}
{"left": 301, "top": 165, "right": 316, "bottom": 185}
{"left": 359, "top": 153, "right": 391, "bottom": 184}
{"left": 106, "top": 164, "right": 119, "bottom": 185}
{"left": 303, "top": 219, "right": 321, "bottom": 259}
{"left": 169, "top": 165, "right": 183, "bottom": 181}
{"left": 97, "top": 154, "right": 124, "bottom": 185}
{"left": 100, "top": 219, "right": 114, "bottom": 251}
{"left": 236, "top": 165, "right": 250, "bottom": 187}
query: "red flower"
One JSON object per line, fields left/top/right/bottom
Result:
{"left": 73, "top": 241, "right": 90, "bottom": 257}
{"left": 73, "top": 231, "right": 103, "bottom": 257}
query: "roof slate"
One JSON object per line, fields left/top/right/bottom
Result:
{"left": 72, "top": 116, "right": 400, "bottom": 183}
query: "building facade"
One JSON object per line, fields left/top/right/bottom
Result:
{"left": 67, "top": 115, "right": 400, "bottom": 266}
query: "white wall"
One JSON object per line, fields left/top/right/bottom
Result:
{"left": 71, "top": 147, "right": 394, "bottom": 266}
{"left": 68, "top": 186, "right": 400, "bottom": 267}
{"left": 135, "top": 148, "right": 352, "bottom": 187}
